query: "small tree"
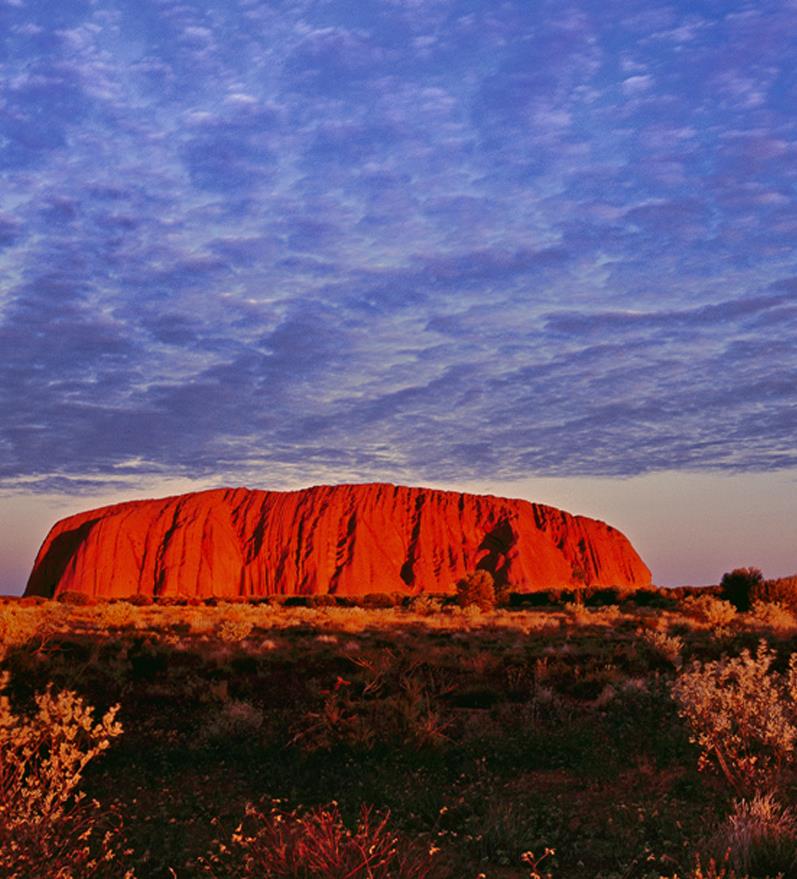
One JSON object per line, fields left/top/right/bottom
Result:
{"left": 721, "top": 567, "right": 764, "bottom": 612}
{"left": 455, "top": 570, "right": 496, "bottom": 611}
{"left": 571, "top": 565, "right": 587, "bottom": 607}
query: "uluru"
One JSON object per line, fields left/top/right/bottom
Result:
{"left": 24, "top": 483, "right": 651, "bottom": 599}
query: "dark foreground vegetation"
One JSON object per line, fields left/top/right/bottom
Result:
{"left": 2, "top": 574, "right": 797, "bottom": 879}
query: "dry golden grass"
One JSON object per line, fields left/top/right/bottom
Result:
{"left": 1, "top": 593, "right": 796, "bottom": 878}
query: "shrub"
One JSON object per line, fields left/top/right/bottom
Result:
{"left": 0, "top": 673, "right": 130, "bottom": 878}
{"left": 747, "top": 601, "right": 797, "bottom": 631}
{"left": 455, "top": 570, "right": 496, "bottom": 611}
{"left": 661, "top": 855, "right": 739, "bottom": 879}
{"left": 721, "top": 568, "right": 764, "bottom": 612}
{"left": 309, "top": 594, "right": 338, "bottom": 608}
{"left": 56, "top": 590, "right": 96, "bottom": 606}
{"left": 204, "top": 800, "right": 447, "bottom": 878}
{"left": 218, "top": 619, "right": 254, "bottom": 643}
{"left": 360, "top": 593, "right": 399, "bottom": 609}
{"left": 751, "top": 575, "right": 797, "bottom": 610}
{"left": 671, "top": 642, "right": 797, "bottom": 794}
{"left": 641, "top": 629, "right": 684, "bottom": 668}
{"left": 0, "top": 604, "right": 61, "bottom": 660}
{"left": 507, "top": 591, "right": 555, "bottom": 608}
{"left": 201, "top": 700, "right": 264, "bottom": 744}
{"left": 585, "top": 586, "right": 621, "bottom": 607}
{"left": 409, "top": 595, "right": 444, "bottom": 615}
{"left": 720, "top": 793, "right": 797, "bottom": 878}
{"left": 97, "top": 602, "right": 135, "bottom": 630}
{"left": 124, "top": 593, "right": 153, "bottom": 607}
{"left": 629, "top": 587, "right": 678, "bottom": 609}
{"left": 682, "top": 595, "right": 737, "bottom": 628}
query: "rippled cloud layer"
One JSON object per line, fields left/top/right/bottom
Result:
{"left": 1, "top": 0, "right": 796, "bottom": 492}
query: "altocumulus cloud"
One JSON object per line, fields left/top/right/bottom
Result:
{"left": 1, "top": 0, "right": 796, "bottom": 492}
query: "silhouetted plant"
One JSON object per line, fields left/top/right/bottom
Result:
{"left": 720, "top": 568, "right": 764, "bottom": 612}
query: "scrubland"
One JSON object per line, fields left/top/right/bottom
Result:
{"left": 2, "top": 588, "right": 797, "bottom": 879}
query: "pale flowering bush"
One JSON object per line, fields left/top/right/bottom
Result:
{"left": 671, "top": 642, "right": 797, "bottom": 794}
{"left": 0, "top": 672, "right": 131, "bottom": 878}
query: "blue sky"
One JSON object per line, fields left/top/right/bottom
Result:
{"left": 1, "top": 0, "right": 796, "bottom": 590}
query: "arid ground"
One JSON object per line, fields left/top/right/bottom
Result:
{"left": 2, "top": 588, "right": 797, "bottom": 879}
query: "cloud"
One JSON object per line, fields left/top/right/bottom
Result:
{"left": 0, "top": 0, "right": 796, "bottom": 492}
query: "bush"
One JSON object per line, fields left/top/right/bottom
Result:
{"left": 56, "top": 590, "right": 96, "bottom": 606}
{"left": 204, "top": 801, "right": 448, "bottom": 878}
{"left": 218, "top": 619, "right": 254, "bottom": 643}
{"left": 309, "top": 594, "right": 338, "bottom": 608}
{"left": 682, "top": 595, "right": 737, "bottom": 628}
{"left": 124, "top": 593, "right": 153, "bottom": 607}
{"left": 0, "top": 673, "right": 129, "bottom": 878}
{"left": 585, "top": 587, "right": 621, "bottom": 607}
{"left": 720, "top": 793, "right": 797, "bottom": 878}
{"left": 747, "top": 601, "right": 797, "bottom": 631}
{"left": 751, "top": 575, "right": 797, "bottom": 610}
{"left": 360, "top": 593, "right": 400, "bottom": 609}
{"left": 671, "top": 642, "right": 797, "bottom": 794}
{"left": 641, "top": 629, "right": 684, "bottom": 669}
{"left": 629, "top": 587, "right": 678, "bottom": 609}
{"left": 507, "top": 591, "right": 555, "bottom": 608}
{"left": 455, "top": 570, "right": 496, "bottom": 611}
{"left": 721, "top": 568, "right": 764, "bottom": 612}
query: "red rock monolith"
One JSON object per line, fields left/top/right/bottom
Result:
{"left": 25, "top": 483, "right": 651, "bottom": 599}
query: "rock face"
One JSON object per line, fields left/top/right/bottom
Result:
{"left": 25, "top": 483, "right": 651, "bottom": 599}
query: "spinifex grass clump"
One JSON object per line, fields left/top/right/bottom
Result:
{"left": 203, "top": 801, "right": 448, "bottom": 879}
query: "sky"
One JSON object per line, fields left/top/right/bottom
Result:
{"left": 1, "top": 0, "right": 796, "bottom": 593}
